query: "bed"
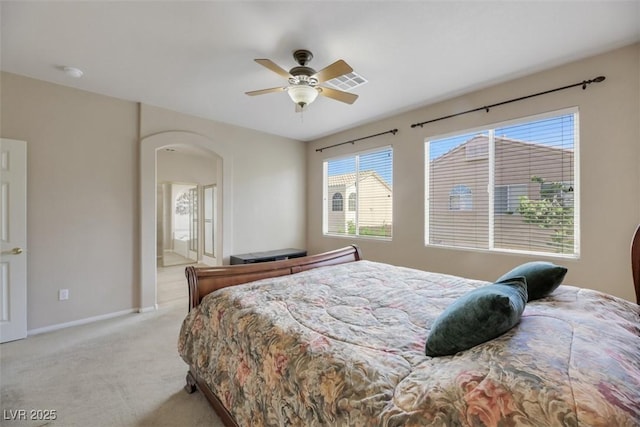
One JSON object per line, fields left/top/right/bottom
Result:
{"left": 179, "top": 228, "right": 640, "bottom": 426}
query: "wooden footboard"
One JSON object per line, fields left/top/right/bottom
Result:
{"left": 632, "top": 224, "right": 640, "bottom": 304}
{"left": 185, "top": 245, "right": 362, "bottom": 311}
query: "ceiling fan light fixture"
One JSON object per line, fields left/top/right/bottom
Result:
{"left": 247, "top": 50, "right": 357, "bottom": 110}
{"left": 287, "top": 85, "right": 319, "bottom": 108}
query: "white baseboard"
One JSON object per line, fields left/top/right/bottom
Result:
{"left": 138, "top": 305, "right": 158, "bottom": 313}
{"left": 27, "top": 308, "right": 138, "bottom": 336}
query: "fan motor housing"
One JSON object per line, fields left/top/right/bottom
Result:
{"left": 289, "top": 66, "right": 316, "bottom": 77}
{"left": 289, "top": 49, "right": 318, "bottom": 85}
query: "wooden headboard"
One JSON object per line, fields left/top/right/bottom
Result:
{"left": 632, "top": 224, "right": 640, "bottom": 305}
{"left": 185, "top": 245, "right": 362, "bottom": 311}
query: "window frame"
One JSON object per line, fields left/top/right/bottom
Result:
{"left": 322, "top": 145, "right": 393, "bottom": 240}
{"left": 424, "top": 107, "right": 580, "bottom": 259}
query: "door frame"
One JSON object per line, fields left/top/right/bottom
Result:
{"left": 140, "top": 131, "right": 233, "bottom": 311}
{"left": 202, "top": 183, "right": 217, "bottom": 262}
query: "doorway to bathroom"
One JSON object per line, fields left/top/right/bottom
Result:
{"left": 158, "top": 182, "right": 199, "bottom": 267}
{"left": 155, "top": 145, "right": 221, "bottom": 306}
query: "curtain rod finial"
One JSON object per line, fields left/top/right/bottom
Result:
{"left": 584, "top": 75, "right": 606, "bottom": 89}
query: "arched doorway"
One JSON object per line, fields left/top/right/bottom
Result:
{"left": 139, "top": 131, "right": 234, "bottom": 311}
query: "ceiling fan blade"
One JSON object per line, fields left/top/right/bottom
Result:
{"left": 318, "top": 86, "right": 359, "bottom": 104}
{"left": 245, "top": 87, "right": 286, "bottom": 96}
{"left": 312, "top": 60, "right": 353, "bottom": 83}
{"left": 254, "top": 59, "right": 292, "bottom": 79}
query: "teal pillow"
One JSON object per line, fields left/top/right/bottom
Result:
{"left": 497, "top": 261, "right": 567, "bottom": 302}
{"left": 425, "top": 277, "right": 527, "bottom": 357}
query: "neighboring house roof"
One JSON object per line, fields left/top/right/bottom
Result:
{"left": 328, "top": 171, "right": 391, "bottom": 191}
{"left": 431, "top": 134, "right": 574, "bottom": 162}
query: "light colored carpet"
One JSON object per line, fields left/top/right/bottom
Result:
{"left": 1, "top": 273, "right": 224, "bottom": 426}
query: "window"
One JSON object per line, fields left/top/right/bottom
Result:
{"left": 494, "top": 184, "right": 528, "bottom": 215}
{"left": 348, "top": 193, "right": 356, "bottom": 211}
{"left": 449, "top": 185, "right": 472, "bottom": 211}
{"left": 425, "top": 109, "right": 578, "bottom": 257}
{"left": 332, "top": 193, "right": 343, "bottom": 211}
{"left": 324, "top": 146, "right": 393, "bottom": 239}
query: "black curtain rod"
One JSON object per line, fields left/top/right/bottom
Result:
{"left": 316, "top": 128, "right": 398, "bottom": 152}
{"left": 410, "top": 75, "right": 606, "bottom": 129}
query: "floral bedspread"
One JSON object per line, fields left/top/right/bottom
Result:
{"left": 178, "top": 260, "right": 640, "bottom": 426}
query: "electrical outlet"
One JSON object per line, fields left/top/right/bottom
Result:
{"left": 59, "top": 289, "right": 69, "bottom": 301}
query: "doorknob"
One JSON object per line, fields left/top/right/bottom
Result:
{"left": 2, "top": 247, "right": 23, "bottom": 255}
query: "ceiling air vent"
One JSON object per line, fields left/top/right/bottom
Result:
{"left": 325, "top": 72, "right": 368, "bottom": 91}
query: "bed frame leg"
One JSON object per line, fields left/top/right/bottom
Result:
{"left": 185, "top": 371, "right": 197, "bottom": 394}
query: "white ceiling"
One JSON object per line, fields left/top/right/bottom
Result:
{"left": 2, "top": 1, "right": 639, "bottom": 142}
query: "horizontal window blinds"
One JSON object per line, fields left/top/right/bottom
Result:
{"left": 426, "top": 111, "right": 578, "bottom": 257}
{"left": 324, "top": 147, "right": 393, "bottom": 239}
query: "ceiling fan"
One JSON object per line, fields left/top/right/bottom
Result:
{"left": 245, "top": 49, "right": 359, "bottom": 110}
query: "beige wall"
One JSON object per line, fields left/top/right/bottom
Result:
{"left": 157, "top": 149, "right": 218, "bottom": 185}
{"left": 1, "top": 72, "right": 307, "bottom": 330}
{"left": 306, "top": 43, "right": 640, "bottom": 302}
{"left": 1, "top": 72, "right": 140, "bottom": 329}
{"left": 140, "top": 105, "right": 306, "bottom": 255}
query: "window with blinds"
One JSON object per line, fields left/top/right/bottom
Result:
{"left": 323, "top": 146, "right": 393, "bottom": 239}
{"left": 425, "top": 109, "right": 578, "bottom": 257}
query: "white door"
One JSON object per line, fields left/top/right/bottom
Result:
{"left": 0, "top": 139, "right": 27, "bottom": 343}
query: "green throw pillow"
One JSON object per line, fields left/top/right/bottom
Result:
{"left": 497, "top": 261, "right": 567, "bottom": 302}
{"left": 425, "top": 277, "right": 527, "bottom": 357}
